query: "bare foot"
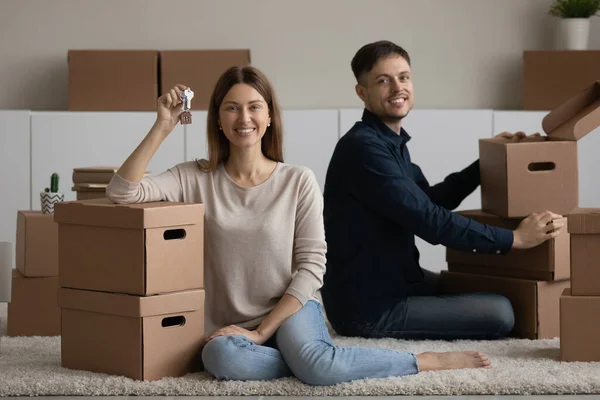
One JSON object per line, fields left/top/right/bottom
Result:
{"left": 415, "top": 351, "right": 492, "bottom": 372}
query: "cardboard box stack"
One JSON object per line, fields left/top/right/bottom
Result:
{"left": 442, "top": 80, "right": 600, "bottom": 339}
{"left": 54, "top": 198, "right": 206, "bottom": 381}
{"left": 71, "top": 167, "right": 149, "bottom": 200}
{"left": 560, "top": 209, "right": 600, "bottom": 361}
{"left": 68, "top": 49, "right": 251, "bottom": 111}
{"left": 7, "top": 211, "right": 61, "bottom": 336}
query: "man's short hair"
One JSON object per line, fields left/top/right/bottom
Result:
{"left": 351, "top": 40, "right": 411, "bottom": 84}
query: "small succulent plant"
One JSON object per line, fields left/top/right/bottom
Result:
{"left": 45, "top": 173, "right": 60, "bottom": 193}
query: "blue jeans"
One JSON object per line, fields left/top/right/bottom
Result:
{"left": 201, "top": 300, "right": 419, "bottom": 385}
{"left": 330, "top": 270, "right": 515, "bottom": 340}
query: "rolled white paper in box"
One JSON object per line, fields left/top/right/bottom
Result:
{"left": 0, "top": 242, "right": 12, "bottom": 303}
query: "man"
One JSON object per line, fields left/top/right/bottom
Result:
{"left": 321, "top": 40, "right": 565, "bottom": 340}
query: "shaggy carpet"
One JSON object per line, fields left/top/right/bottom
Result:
{"left": 1, "top": 303, "right": 599, "bottom": 396}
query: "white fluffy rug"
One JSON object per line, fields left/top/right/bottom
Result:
{"left": 1, "top": 303, "right": 600, "bottom": 396}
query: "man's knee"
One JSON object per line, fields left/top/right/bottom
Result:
{"left": 201, "top": 336, "right": 250, "bottom": 380}
{"left": 487, "top": 294, "right": 515, "bottom": 338}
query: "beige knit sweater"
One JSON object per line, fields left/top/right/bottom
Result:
{"left": 106, "top": 161, "right": 327, "bottom": 334}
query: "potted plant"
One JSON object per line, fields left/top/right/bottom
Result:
{"left": 40, "top": 173, "right": 64, "bottom": 215}
{"left": 549, "top": 0, "right": 600, "bottom": 50}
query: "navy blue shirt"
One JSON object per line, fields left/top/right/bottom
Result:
{"left": 321, "top": 109, "right": 513, "bottom": 323}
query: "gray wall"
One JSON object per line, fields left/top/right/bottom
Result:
{"left": 1, "top": 0, "right": 599, "bottom": 111}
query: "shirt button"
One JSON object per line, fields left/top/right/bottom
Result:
{"left": 472, "top": 249, "right": 477, "bottom": 253}
{"left": 496, "top": 250, "right": 501, "bottom": 254}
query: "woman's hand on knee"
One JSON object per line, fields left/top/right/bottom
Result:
{"left": 207, "top": 325, "right": 268, "bottom": 345}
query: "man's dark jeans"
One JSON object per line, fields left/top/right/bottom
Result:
{"left": 330, "top": 270, "right": 515, "bottom": 340}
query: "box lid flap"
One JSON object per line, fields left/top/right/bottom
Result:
{"left": 542, "top": 81, "right": 600, "bottom": 141}
{"left": 567, "top": 208, "right": 600, "bottom": 233}
{"left": 458, "top": 209, "right": 523, "bottom": 229}
{"left": 58, "top": 288, "right": 204, "bottom": 317}
{"left": 53, "top": 198, "right": 204, "bottom": 228}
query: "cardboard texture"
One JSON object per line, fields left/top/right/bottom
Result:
{"left": 447, "top": 210, "right": 570, "bottom": 281}
{"left": 560, "top": 289, "right": 600, "bottom": 362}
{"left": 76, "top": 191, "right": 106, "bottom": 200}
{"left": 480, "top": 81, "right": 600, "bottom": 218}
{"left": 159, "top": 50, "right": 251, "bottom": 110}
{"left": 440, "top": 271, "right": 569, "bottom": 339}
{"left": 15, "top": 211, "right": 58, "bottom": 277}
{"left": 59, "top": 288, "right": 205, "bottom": 381}
{"left": 54, "top": 199, "right": 204, "bottom": 295}
{"left": 68, "top": 50, "right": 158, "bottom": 111}
{"left": 523, "top": 51, "right": 600, "bottom": 110}
{"left": 7, "top": 270, "right": 60, "bottom": 336}
{"left": 72, "top": 167, "right": 149, "bottom": 184}
{"left": 566, "top": 208, "right": 600, "bottom": 295}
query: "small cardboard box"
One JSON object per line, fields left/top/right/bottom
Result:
{"left": 159, "top": 50, "right": 251, "bottom": 110}
{"left": 567, "top": 208, "right": 600, "bottom": 295}
{"left": 480, "top": 81, "right": 600, "bottom": 218}
{"left": 447, "top": 210, "right": 570, "bottom": 281}
{"left": 72, "top": 167, "right": 149, "bottom": 184}
{"left": 16, "top": 211, "right": 58, "bottom": 277}
{"left": 59, "top": 287, "right": 205, "bottom": 381}
{"left": 523, "top": 51, "right": 600, "bottom": 111}
{"left": 76, "top": 191, "right": 106, "bottom": 200}
{"left": 560, "top": 288, "right": 600, "bottom": 362}
{"left": 7, "top": 270, "right": 60, "bottom": 336}
{"left": 68, "top": 50, "right": 158, "bottom": 111}
{"left": 54, "top": 199, "right": 204, "bottom": 295}
{"left": 441, "top": 271, "right": 569, "bottom": 339}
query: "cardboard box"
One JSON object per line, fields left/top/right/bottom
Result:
{"left": 159, "top": 50, "right": 251, "bottom": 110}
{"left": 54, "top": 199, "right": 204, "bottom": 295}
{"left": 567, "top": 208, "right": 600, "bottom": 295}
{"left": 440, "top": 271, "right": 569, "bottom": 339}
{"left": 68, "top": 50, "right": 158, "bottom": 111}
{"left": 447, "top": 210, "right": 570, "bottom": 281}
{"left": 76, "top": 191, "right": 106, "bottom": 200}
{"left": 480, "top": 81, "right": 600, "bottom": 218}
{"left": 523, "top": 51, "right": 600, "bottom": 110}
{"left": 16, "top": 211, "right": 58, "bottom": 277}
{"left": 72, "top": 167, "right": 149, "bottom": 184}
{"left": 59, "top": 287, "right": 205, "bottom": 381}
{"left": 560, "top": 288, "right": 600, "bottom": 362}
{"left": 7, "top": 270, "right": 60, "bottom": 336}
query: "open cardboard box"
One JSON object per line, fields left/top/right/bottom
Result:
{"left": 560, "top": 288, "right": 600, "bottom": 362}
{"left": 441, "top": 271, "right": 569, "bottom": 339}
{"left": 54, "top": 198, "right": 204, "bottom": 295}
{"left": 7, "top": 270, "right": 60, "bottom": 337}
{"left": 60, "top": 287, "right": 205, "bottom": 381}
{"left": 447, "top": 210, "right": 569, "bottom": 281}
{"left": 480, "top": 80, "right": 600, "bottom": 218}
{"left": 566, "top": 208, "right": 600, "bottom": 295}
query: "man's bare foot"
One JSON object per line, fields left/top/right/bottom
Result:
{"left": 415, "top": 351, "right": 492, "bottom": 372}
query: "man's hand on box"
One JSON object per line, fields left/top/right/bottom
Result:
{"left": 512, "top": 210, "right": 566, "bottom": 249}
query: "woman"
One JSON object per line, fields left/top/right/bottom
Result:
{"left": 106, "top": 65, "right": 491, "bottom": 385}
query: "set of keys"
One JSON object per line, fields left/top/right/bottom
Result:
{"left": 179, "top": 89, "right": 194, "bottom": 125}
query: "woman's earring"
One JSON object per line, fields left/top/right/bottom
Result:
{"left": 219, "top": 126, "right": 223, "bottom": 130}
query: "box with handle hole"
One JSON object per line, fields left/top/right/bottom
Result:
{"left": 59, "top": 287, "right": 205, "bottom": 381}
{"left": 54, "top": 198, "right": 204, "bottom": 295}
{"left": 480, "top": 81, "right": 600, "bottom": 218}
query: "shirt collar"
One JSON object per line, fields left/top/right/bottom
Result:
{"left": 361, "top": 108, "right": 411, "bottom": 146}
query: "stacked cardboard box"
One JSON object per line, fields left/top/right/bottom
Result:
{"left": 71, "top": 167, "right": 149, "bottom": 200}
{"left": 68, "top": 49, "right": 251, "bottom": 111}
{"left": 442, "top": 80, "right": 600, "bottom": 339}
{"left": 54, "top": 198, "right": 206, "bottom": 381}
{"left": 7, "top": 211, "right": 61, "bottom": 336}
{"left": 560, "top": 209, "right": 600, "bottom": 361}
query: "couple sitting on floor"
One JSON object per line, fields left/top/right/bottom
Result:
{"left": 106, "top": 40, "right": 565, "bottom": 385}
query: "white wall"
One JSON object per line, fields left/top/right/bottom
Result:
{"left": 1, "top": 0, "right": 599, "bottom": 111}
